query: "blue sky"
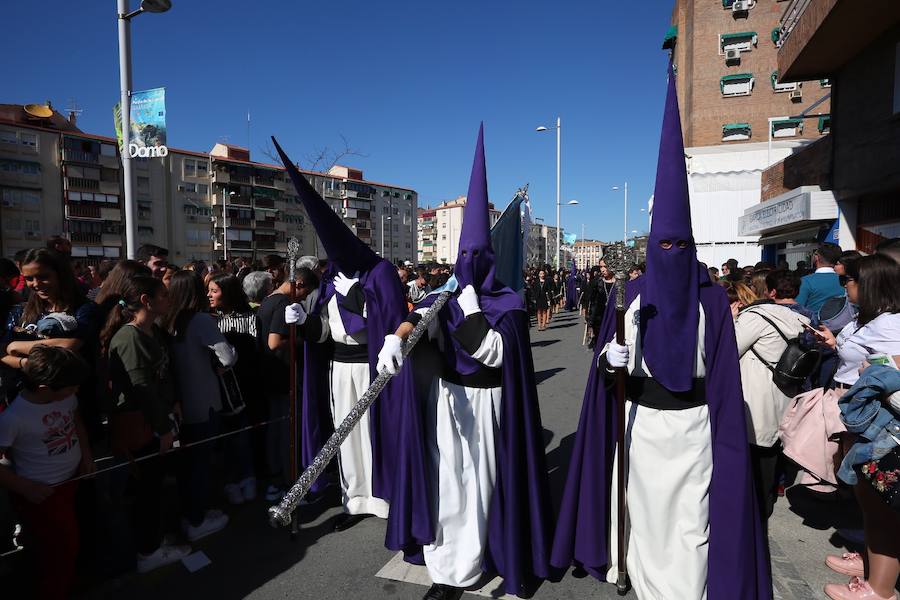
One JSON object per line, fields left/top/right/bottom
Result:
{"left": 4, "top": 0, "right": 674, "bottom": 242}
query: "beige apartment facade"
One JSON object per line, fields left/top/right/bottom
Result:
{"left": 422, "top": 196, "right": 500, "bottom": 265}
{"left": 0, "top": 103, "right": 418, "bottom": 265}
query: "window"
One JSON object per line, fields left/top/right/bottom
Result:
{"left": 0, "top": 131, "right": 16, "bottom": 145}
{"left": 720, "top": 73, "right": 754, "bottom": 97}
{"left": 104, "top": 247, "right": 120, "bottom": 258}
{"left": 137, "top": 176, "right": 150, "bottom": 189}
{"left": 771, "top": 28, "right": 781, "bottom": 47}
{"left": 184, "top": 160, "right": 196, "bottom": 178}
{"left": 196, "top": 161, "right": 208, "bottom": 177}
{"left": 101, "top": 143, "right": 117, "bottom": 157}
{"left": 181, "top": 182, "right": 197, "bottom": 193}
{"left": 198, "top": 183, "right": 209, "bottom": 194}
{"left": 818, "top": 115, "right": 832, "bottom": 135}
{"left": 771, "top": 71, "right": 799, "bottom": 93}
{"left": 19, "top": 133, "right": 36, "bottom": 148}
{"left": 722, "top": 122, "right": 751, "bottom": 141}
{"left": 101, "top": 168, "right": 117, "bottom": 182}
{"left": 382, "top": 190, "right": 390, "bottom": 197}
{"left": 719, "top": 32, "right": 758, "bottom": 53}
{"left": 771, "top": 118, "right": 803, "bottom": 138}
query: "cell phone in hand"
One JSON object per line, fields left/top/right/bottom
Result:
{"left": 802, "top": 322, "right": 827, "bottom": 339}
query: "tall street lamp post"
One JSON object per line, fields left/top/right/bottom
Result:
{"left": 117, "top": 0, "right": 171, "bottom": 259}
{"left": 536, "top": 117, "right": 561, "bottom": 268}
{"left": 613, "top": 183, "right": 629, "bottom": 243}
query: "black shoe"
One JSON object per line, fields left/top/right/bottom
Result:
{"left": 332, "top": 513, "right": 371, "bottom": 532}
{"left": 422, "top": 584, "right": 464, "bottom": 600}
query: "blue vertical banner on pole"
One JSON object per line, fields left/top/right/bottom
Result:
{"left": 129, "top": 87, "right": 167, "bottom": 150}
{"left": 491, "top": 192, "right": 527, "bottom": 292}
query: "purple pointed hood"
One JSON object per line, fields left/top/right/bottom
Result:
{"left": 640, "top": 62, "right": 700, "bottom": 392}
{"left": 271, "top": 137, "right": 379, "bottom": 274}
{"left": 455, "top": 123, "right": 499, "bottom": 293}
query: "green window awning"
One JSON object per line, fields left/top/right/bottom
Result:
{"left": 771, "top": 70, "right": 780, "bottom": 88}
{"left": 721, "top": 31, "right": 758, "bottom": 42}
{"left": 720, "top": 73, "right": 754, "bottom": 93}
{"left": 773, "top": 118, "right": 803, "bottom": 127}
{"left": 820, "top": 78, "right": 832, "bottom": 87}
{"left": 723, "top": 123, "right": 751, "bottom": 131}
{"left": 722, "top": 0, "right": 734, "bottom": 6}
{"left": 818, "top": 115, "right": 832, "bottom": 132}
{"left": 662, "top": 25, "right": 677, "bottom": 50}
{"left": 771, "top": 28, "right": 781, "bottom": 44}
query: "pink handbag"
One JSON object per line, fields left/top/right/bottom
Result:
{"left": 779, "top": 387, "right": 847, "bottom": 491}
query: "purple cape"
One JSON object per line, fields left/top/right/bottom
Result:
{"left": 386, "top": 308, "right": 554, "bottom": 597}
{"left": 566, "top": 269, "right": 578, "bottom": 311}
{"left": 300, "top": 259, "right": 425, "bottom": 504}
{"left": 549, "top": 271, "right": 772, "bottom": 599}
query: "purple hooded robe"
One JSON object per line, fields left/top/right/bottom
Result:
{"left": 548, "top": 64, "right": 772, "bottom": 599}
{"left": 272, "top": 138, "right": 426, "bottom": 505}
{"left": 385, "top": 125, "right": 554, "bottom": 597}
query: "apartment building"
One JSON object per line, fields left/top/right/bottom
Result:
{"left": 665, "top": 0, "right": 832, "bottom": 267}
{"left": 0, "top": 103, "right": 418, "bottom": 264}
{"left": 527, "top": 222, "right": 571, "bottom": 267}
{"left": 418, "top": 196, "right": 500, "bottom": 265}
{"left": 572, "top": 240, "right": 607, "bottom": 270}
{"left": 746, "top": 0, "right": 900, "bottom": 262}
{"left": 0, "top": 103, "right": 124, "bottom": 261}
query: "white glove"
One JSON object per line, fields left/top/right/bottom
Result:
{"left": 457, "top": 284, "right": 481, "bottom": 317}
{"left": 284, "top": 302, "right": 307, "bottom": 325}
{"left": 377, "top": 334, "right": 404, "bottom": 376}
{"left": 333, "top": 272, "right": 359, "bottom": 297}
{"left": 606, "top": 342, "right": 629, "bottom": 368}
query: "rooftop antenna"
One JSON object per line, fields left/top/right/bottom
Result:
{"left": 65, "top": 98, "right": 83, "bottom": 127}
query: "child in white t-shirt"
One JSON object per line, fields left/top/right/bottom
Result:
{"left": 0, "top": 345, "right": 92, "bottom": 599}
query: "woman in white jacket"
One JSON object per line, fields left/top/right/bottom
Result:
{"left": 734, "top": 270, "right": 811, "bottom": 527}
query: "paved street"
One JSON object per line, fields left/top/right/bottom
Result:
{"left": 78, "top": 310, "right": 856, "bottom": 600}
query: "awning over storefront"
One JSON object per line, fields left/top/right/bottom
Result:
{"left": 738, "top": 186, "right": 838, "bottom": 238}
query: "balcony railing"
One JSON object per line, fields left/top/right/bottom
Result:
{"left": 778, "top": 0, "right": 811, "bottom": 48}
{"left": 230, "top": 240, "right": 253, "bottom": 249}
{"left": 68, "top": 232, "right": 102, "bottom": 244}
{"left": 67, "top": 177, "right": 100, "bottom": 191}
{"left": 254, "top": 175, "right": 276, "bottom": 187}
{"left": 230, "top": 172, "right": 251, "bottom": 184}
{"left": 66, "top": 204, "right": 102, "bottom": 219}
{"left": 63, "top": 149, "right": 99, "bottom": 164}
{"left": 253, "top": 197, "right": 276, "bottom": 209}
{"left": 256, "top": 219, "right": 276, "bottom": 229}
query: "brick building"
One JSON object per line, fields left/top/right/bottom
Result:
{"left": 664, "top": 0, "right": 831, "bottom": 267}
{"left": 752, "top": 0, "right": 900, "bottom": 258}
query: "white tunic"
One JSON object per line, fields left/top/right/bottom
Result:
{"left": 316, "top": 295, "right": 388, "bottom": 518}
{"left": 418, "top": 306, "right": 505, "bottom": 587}
{"left": 602, "top": 295, "right": 713, "bottom": 600}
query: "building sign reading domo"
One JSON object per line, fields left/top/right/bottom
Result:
{"left": 113, "top": 87, "right": 168, "bottom": 158}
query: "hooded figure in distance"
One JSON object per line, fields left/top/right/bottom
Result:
{"left": 378, "top": 125, "right": 553, "bottom": 600}
{"left": 549, "top": 64, "right": 772, "bottom": 600}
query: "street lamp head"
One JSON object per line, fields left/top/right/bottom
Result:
{"left": 535, "top": 126, "right": 549, "bottom": 132}
{"left": 567, "top": 200, "right": 579, "bottom": 205}
{"left": 140, "top": 0, "right": 172, "bottom": 13}
{"left": 228, "top": 191, "right": 236, "bottom": 196}
{"left": 612, "top": 186, "right": 620, "bottom": 191}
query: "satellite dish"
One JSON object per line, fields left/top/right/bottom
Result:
{"left": 140, "top": 0, "right": 172, "bottom": 13}
{"left": 24, "top": 104, "right": 53, "bottom": 118}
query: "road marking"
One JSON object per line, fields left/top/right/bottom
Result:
{"left": 375, "top": 552, "right": 517, "bottom": 599}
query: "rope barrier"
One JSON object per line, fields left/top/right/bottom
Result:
{"left": 52, "top": 415, "right": 291, "bottom": 486}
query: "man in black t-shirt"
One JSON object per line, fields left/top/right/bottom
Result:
{"left": 257, "top": 266, "right": 319, "bottom": 501}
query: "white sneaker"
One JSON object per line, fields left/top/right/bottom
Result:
{"left": 137, "top": 542, "right": 192, "bottom": 573}
{"left": 182, "top": 510, "right": 229, "bottom": 542}
{"left": 239, "top": 477, "right": 257, "bottom": 502}
{"left": 224, "top": 483, "right": 245, "bottom": 506}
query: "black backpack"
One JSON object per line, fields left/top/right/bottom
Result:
{"left": 747, "top": 310, "right": 822, "bottom": 397}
